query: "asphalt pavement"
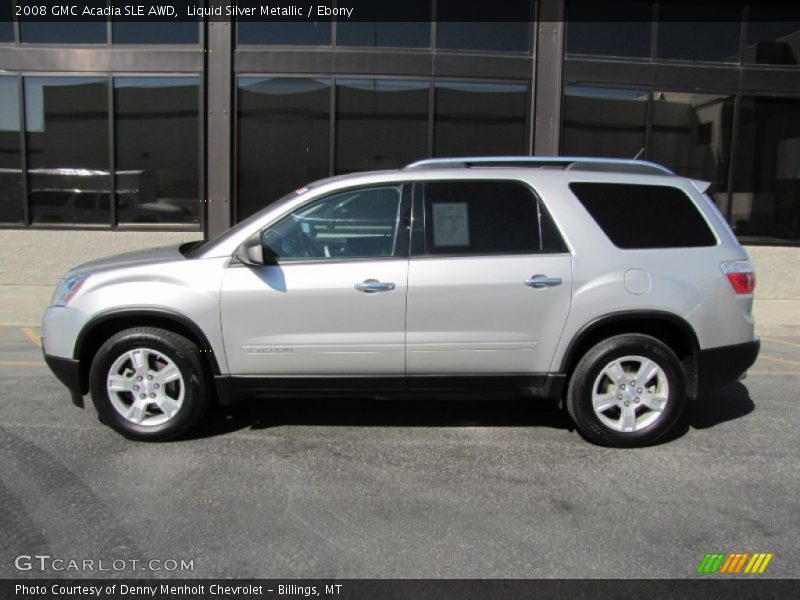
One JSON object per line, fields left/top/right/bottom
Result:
{"left": 0, "top": 326, "right": 798, "bottom": 579}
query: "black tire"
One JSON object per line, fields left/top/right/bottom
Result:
{"left": 566, "top": 334, "right": 687, "bottom": 447}
{"left": 89, "top": 327, "right": 210, "bottom": 441}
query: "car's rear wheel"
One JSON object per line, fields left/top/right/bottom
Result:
{"left": 566, "top": 334, "right": 686, "bottom": 447}
{"left": 89, "top": 327, "right": 210, "bottom": 441}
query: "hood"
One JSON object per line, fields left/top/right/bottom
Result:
{"left": 66, "top": 244, "right": 186, "bottom": 277}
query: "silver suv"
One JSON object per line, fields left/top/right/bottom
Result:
{"left": 42, "top": 157, "right": 760, "bottom": 447}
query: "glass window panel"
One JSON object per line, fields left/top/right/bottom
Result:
{"left": 650, "top": 92, "right": 734, "bottom": 201}
{"left": 262, "top": 185, "right": 404, "bottom": 261}
{"left": 732, "top": 96, "right": 800, "bottom": 242}
{"left": 436, "top": 0, "right": 530, "bottom": 52}
{"left": 0, "top": 76, "right": 23, "bottom": 223}
{"left": 335, "top": 79, "right": 428, "bottom": 174}
{"left": 114, "top": 77, "right": 200, "bottom": 227}
{"left": 569, "top": 183, "right": 717, "bottom": 248}
{"left": 656, "top": 2, "right": 742, "bottom": 63}
{"left": 20, "top": 1, "right": 107, "bottom": 44}
{"left": 434, "top": 81, "right": 528, "bottom": 157}
{"left": 338, "top": 0, "right": 430, "bottom": 47}
{"left": 561, "top": 86, "right": 648, "bottom": 158}
{"left": 0, "top": 1, "right": 13, "bottom": 42}
{"left": 25, "top": 77, "right": 109, "bottom": 225}
{"left": 237, "top": 77, "right": 330, "bottom": 221}
{"left": 745, "top": 4, "right": 800, "bottom": 66}
{"left": 423, "top": 181, "right": 541, "bottom": 256}
{"left": 566, "top": 1, "right": 653, "bottom": 58}
{"left": 113, "top": 22, "right": 199, "bottom": 45}
{"left": 238, "top": 22, "right": 331, "bottom": 45}
{"left": 338, "top": 22, "right": 430, "bottom": 48}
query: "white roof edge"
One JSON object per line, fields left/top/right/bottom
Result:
{"left": 689, "top": 179, "right": 712, "bottom": 193}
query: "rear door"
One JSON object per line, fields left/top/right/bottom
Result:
{"left": 406, "top": 180, "right": 573, "bottom": 376}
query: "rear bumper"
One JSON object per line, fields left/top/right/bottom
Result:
{"left": 695, "top": 338, "right": 760, "bottom": 397}
{"left": 43, "top": 352, "right": 84, "bottom": 408}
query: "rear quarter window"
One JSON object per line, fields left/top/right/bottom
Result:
{"left": 569, "top": 182, "right": 717, "bottom": 249}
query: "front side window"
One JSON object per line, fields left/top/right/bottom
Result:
{"left": 261, "top": 185, "right": 406, "bottom": 261}
{"left": 422, "top": 181, "right": 566, "bottom": 256}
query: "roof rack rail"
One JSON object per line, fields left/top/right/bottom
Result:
{"left": 403, "top": 156, "right": 675, "bottom": 176}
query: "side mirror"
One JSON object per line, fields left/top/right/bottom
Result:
{"left": 235, "top": 231, "right": 267, "bottom": 266}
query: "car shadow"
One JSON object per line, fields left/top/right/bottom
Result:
{"left": 187, "top": 394, "right": 575, "bottom": 440}
{"left": 186, "top": 382, "right": 755, "bottom": 443}
{"left": 659, "top": 381, "right": 755, "bottom": 444}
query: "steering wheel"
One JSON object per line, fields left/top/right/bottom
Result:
{"left": 293, "top": 228, "right": 318, "bottom": 257}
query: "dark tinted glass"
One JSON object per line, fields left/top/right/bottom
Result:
{"left": 732, "top": 96, "right": 800, "bottom": 242}
{"left": 656, "top": 2, "right": 742, "bottom": 62}
{"left": 237, "top": 78, "right": 330, "bottom": 221}
{"left": 569, "top": 183, "right": 717, "bottom": 248}
{"left": 561, "top": 86, "right": 647, "bottom": 158}
{"left": 335, "top": 79, "right": 428, "bottom": 174}
{"left": 20, "top": 1, "right": 107, "bottom": 44}
{"left": 25, "top": 77, "right": 109, "bottom": 225}
{"left": 113, "top": 22, "right": 199, "bottom": 44}
{"left": 337, "top": 1, "right": 430, "bottom": 47}
{"left": 262, "top": 186, "right": 404, "bottom": 261}
{"left": 434, "top": 82, "right": 528, "bottom": 157}
{"left": 436, "top": 22, "right": 530, "bottom": 52}
{"left": 650, "top": 91, "right": 734, "bottom": 207}
{"left": 114, "top": 77, "right": 200, "bottom": 228}
{"left": 338, "top": 22, "right": 430, "bottom": 48}
{"left": 744, "top": 4, "right": 800, "bottom": 66}
{"left": 0, "top": 76, "right": 23, "bottom": 223}
{"left": 238, "top": 22, "right": 331, "bottom": 45}
{"left": 423, "top": 181, "right": 540, "bottom": 255}
{"left": 436, "top": 0, "right": 530, "bottom": 52}
{"left": 566, "top": 1, "right": 653, "bottom": 58}
{"left": 0, "top": 1, "right": 13, "bottom": 42}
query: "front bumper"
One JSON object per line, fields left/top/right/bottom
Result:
{"left": 43, "top": 352, "right": 84, "bottom": 407}
{"left": 695, "top": 338, "right": 760, "bottom": 397}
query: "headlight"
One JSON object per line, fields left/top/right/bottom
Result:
{"left": 52, "top": 275, "right": 89, "bottom": 307}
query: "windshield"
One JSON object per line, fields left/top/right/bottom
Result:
{"left": 184, "top": 189, "right": 302, "bottom": 258}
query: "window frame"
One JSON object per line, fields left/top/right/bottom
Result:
{"left": 410, "top": 178, "right": 570, "bottom": 259}
{"left": 257, "top": 182, "right": 412, "bottom": 265}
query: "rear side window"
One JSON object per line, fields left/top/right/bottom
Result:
{"left": 569, "top": 183, "right": 717, "bottom": 249}
{"left": 422, "top": 181, "right": 567, "bottom": 256}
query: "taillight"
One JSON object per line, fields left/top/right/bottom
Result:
{"left": 721, "top": 261, "right": 756, "bottom": 294}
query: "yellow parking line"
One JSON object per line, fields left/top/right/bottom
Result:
{"left": 758, "top": 354, "right": 800, "bottom": 367}
{"left": 20, "top": 327, "right": 41, "bottom": 347}
{"left": 761, "top": 336, "right": 800, "bottom": 350}
{"left": 0, "top": 360, "right": 45, "bottom": 367}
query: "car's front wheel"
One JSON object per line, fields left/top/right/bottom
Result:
{"left": 89, "top": 327, "right": 210, "bottom": 441}
{"left": 566, "top": 334, "right": 687, "bottom": 447}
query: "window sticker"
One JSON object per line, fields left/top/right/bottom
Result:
{"left": 432, "top": 202, "right": 469, "bottom": 247}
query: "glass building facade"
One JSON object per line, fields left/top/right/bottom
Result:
{"left": 1, "top": 1, "right": 799, "bottom": 244}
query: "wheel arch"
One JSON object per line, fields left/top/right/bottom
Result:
{"left": 74, "top": 308, "right": 221, "bottom": 395}
{"left": 560, "top": 311, "right": 701, "bottom": 398}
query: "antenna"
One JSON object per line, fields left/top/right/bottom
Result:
{"left": 633, "top": 147, "right": 645, "bottom": 160}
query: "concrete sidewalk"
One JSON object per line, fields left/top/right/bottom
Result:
{"left": 1, "top": 282, "right": 797, "bottom": 337}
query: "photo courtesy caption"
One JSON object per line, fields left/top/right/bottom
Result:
{"left": 16, "top": 584, "right": 269, "bottom": 597}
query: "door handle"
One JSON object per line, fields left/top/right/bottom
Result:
{"left": 355, "top": 279, "right": 396, "bottom": 293}
{"left": 524, "top": 274, "right": 563, "bottom": 289}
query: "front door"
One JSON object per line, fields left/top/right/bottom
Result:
{"left": 221, "top": 184, "right": 410, "bottom": 377}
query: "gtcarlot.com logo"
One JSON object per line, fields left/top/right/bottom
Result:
{"left": 696, "top": 552, "right": 773, "bottom": 574}
{"left": 14, "top": 554, "right": 194, "bottom": 573}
